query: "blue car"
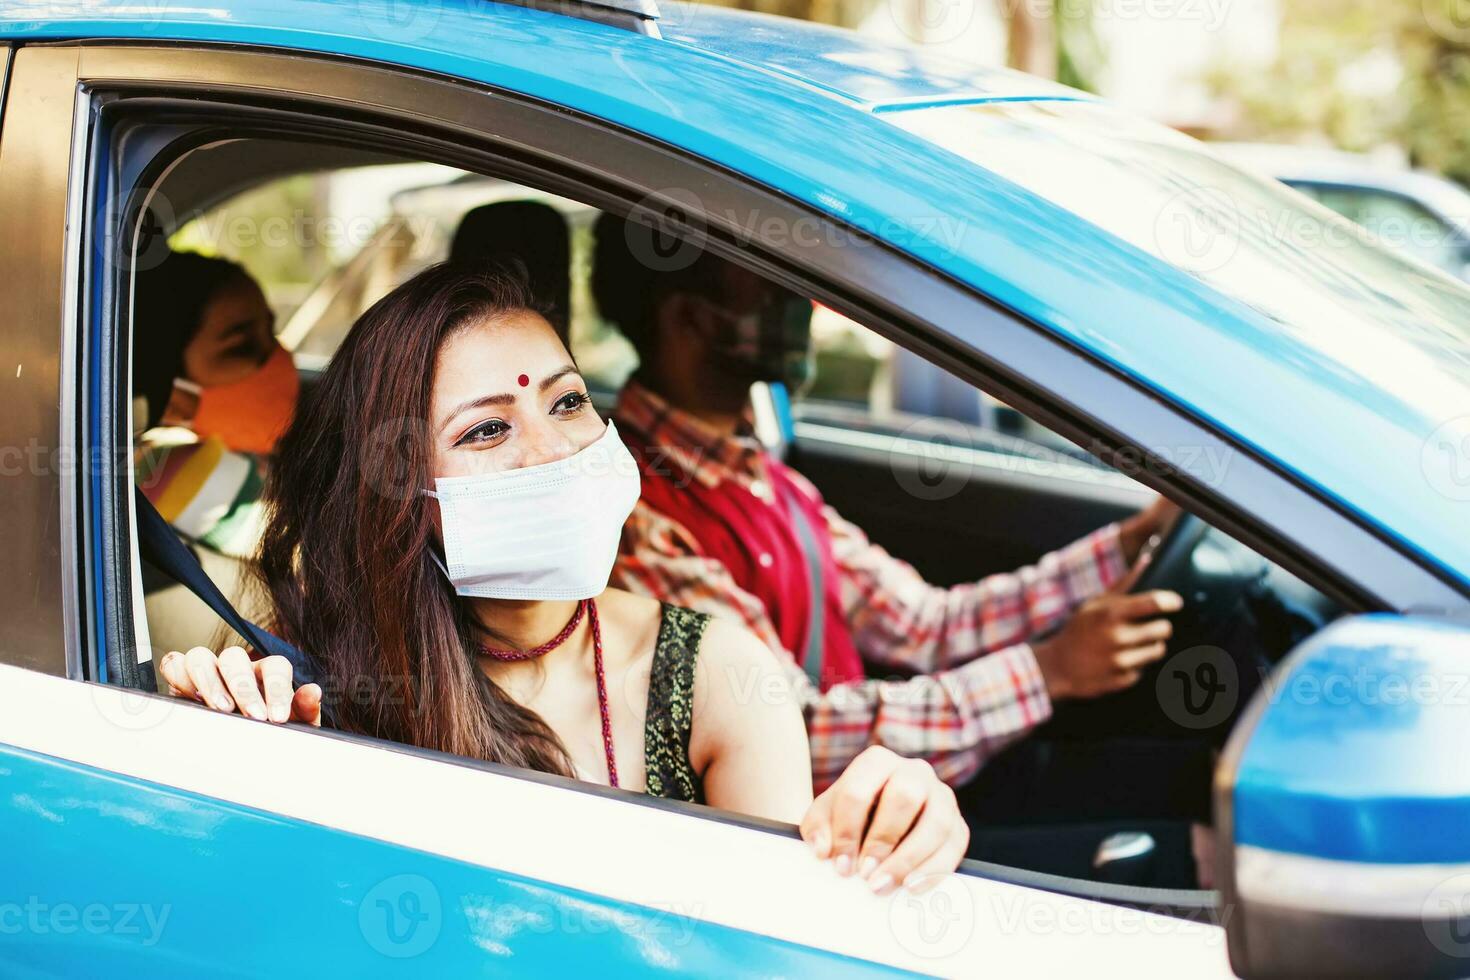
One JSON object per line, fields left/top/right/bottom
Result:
{"left": 1, "top": 1, "right": 1467, "bottom": 977}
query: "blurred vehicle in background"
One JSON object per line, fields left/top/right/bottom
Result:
{"left": 885, "top": 139, "right": 1470, "bottom": 459}
{"left": 1212, "top": 141, "right": 1470, "bottom": 284}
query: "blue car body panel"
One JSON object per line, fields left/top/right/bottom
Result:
{"left": 1233, "top": 614, "right": 1470, "bottom": 866}
{"left": 0, "top": 743, "right": 908, "bottom": 978}
{"left": 3, "top": 0, "right": 1469, "bottom": 592}
{"left": 659, "top": 5, "right": 1087, "bottom": 107}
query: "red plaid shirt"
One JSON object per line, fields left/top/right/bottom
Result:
{"left": 611, "top": 382, "right": 1130, "bottom": 790}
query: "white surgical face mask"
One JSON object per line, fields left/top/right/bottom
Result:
{"left": 424, "top": 420, "right": 642, "bottom": 600}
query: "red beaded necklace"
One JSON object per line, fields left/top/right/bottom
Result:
{"left": 477, "top": 598, "right": 618, "bottom": 788}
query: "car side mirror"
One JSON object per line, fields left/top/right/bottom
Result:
{"left": 1213, "top": 614, "right": 1470, "bottom": 978}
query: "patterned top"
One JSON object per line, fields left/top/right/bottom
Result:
{"left": 135, "top": 434, "right": 267, "bottom": 558}
{"left": 612, "top": 381, "right": 1130, "bottom": 793}
{"left": 642, "top": 603, "right": 710, "bottom": 803}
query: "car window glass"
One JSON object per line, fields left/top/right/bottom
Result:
{"left": 124, "top": 127, "right": 1337, "bottom": 902}
{"left": 170, "top": 156, "right": 637, "bottom": 385}
{"left": 800, "top": 306, "right": 1109, "bottom": 465}
{"left": 888, "top": 100, "right": 1470, "bottom": 430}
{"left": 1297, "top": 185, "right": 1464, "bottom": 276}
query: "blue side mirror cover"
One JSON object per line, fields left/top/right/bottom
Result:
{"left": 1216, "top": 614, "right": 1470, "bottom": 979}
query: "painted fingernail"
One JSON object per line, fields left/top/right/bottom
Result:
{"left": 811, "top": 828, "right": 831, "bottom": 858}
{"left": 870, "top": 873, "right": 895, "bottom": 896}
{"left": 212, "top": 695, "right": 234, "bottom": 712}
{"left": 245, "top": 702, "right": 267, "bottom": 721}
{"left": 269, "top": 703, "right": 288, "bottom": 723}
{"left": 834, "top": 854, "right": 852, "bottom": 876}
{"left": 859, "top": 857, "right": 878, "bottom": 879}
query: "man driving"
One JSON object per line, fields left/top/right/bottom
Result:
{"left": 592, "top": 213, "right": 1182, "bottom": 792}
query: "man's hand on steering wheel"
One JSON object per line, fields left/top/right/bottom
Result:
{"left": 1119, "top": 496, "right": 1183, "bottom": 566}
{"left": 1032, "top": 498, "right": 1185, "bottom": 701}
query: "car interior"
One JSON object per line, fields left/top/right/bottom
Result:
{"left": 124, "top": 133, "right": 1348, "bottom": 902}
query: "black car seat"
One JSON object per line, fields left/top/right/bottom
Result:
{"left": 451, "top": 200, "right": 571, "bottom": 338}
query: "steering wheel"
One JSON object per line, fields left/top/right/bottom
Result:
{"left": 1128, "top": 512, "right": 1207, "bottom": 596}
{"left": 1042, "top": 511, "right": 1272, "bottom": 748}
{"left": 963, "top": 511, "right": 1281, "bottom": 886}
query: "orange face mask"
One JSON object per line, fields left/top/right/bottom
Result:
{"left": 189, "top": 343, "right": 300, "bottom": 455}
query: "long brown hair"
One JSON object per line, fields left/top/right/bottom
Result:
{"left": 255, "top": 262, "right": 576, "bottom": 776}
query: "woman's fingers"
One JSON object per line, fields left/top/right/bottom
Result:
{"left": 867, "top": 784, "right": 960, "bottom": 895}
{"left": 900, "top": 822, "right": 972, "bottom": 896}
{"left": 158, "top": 650, "right": 196, "bottom": 700}
{"left": 254, "top": 655, "right": 295, "bottom": 723}
{"left": 804, "top": 747, "right": 971, "bottom": 896}
{"left": 184, "top": 647, "right": 236, "bottom": 713}
{"left": 160, "top": 647, "right": 312, "bottom": 726}
{"left": 798, "top": 791, "right": 834, "bottom": 858}
{"left": 291, "top": 683, "right": 323, "bottom": 727}
{"left": 854, "top": 759, "right": 933, "bottom": 886}
{"left": 824, "top": 750, "right": 890, "bottom": 876}
{"left": 802, "top": 746, "right": 896, "bottom": 875}
{"left": 218, "top": 646, "right": 268, "bottom": 720}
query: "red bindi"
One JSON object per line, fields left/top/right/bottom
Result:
{"left": 517, "top": 373, "right": 529, "bottom": 387}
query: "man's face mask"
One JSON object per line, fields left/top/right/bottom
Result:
{"left": 697, "top": 291, "right": 815, "bottom": 391}
{"left": 174, "top": 342, "right": 300, "bottom": 455}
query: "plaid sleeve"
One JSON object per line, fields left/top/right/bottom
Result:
{"left": 820, "top": 493, "right": 1130, "bottom": 675}
{"left": 804, "top": 642, "right": 1051, "bottom": 791}
{"left": 614, "top": 499, "right": 1062, "bottom": 790}
{"left": 614, "top": 501, "right": 791, "bottom": 653}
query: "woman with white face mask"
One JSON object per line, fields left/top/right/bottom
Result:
{"left": 159, "top": 262, "right": 969, "bottom": 895}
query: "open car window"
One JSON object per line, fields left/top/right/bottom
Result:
{"left": 85, "top": 43, "right": 1406, "bottom": 931}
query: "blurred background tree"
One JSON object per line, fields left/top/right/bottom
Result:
{"left": 1402, "top": 0, "right": 1470, "bottom": 183}
{"left": 1207, "top": 0, "right": 1470, "bottom": 184}
{"left": 696, "top": 0, "right": 1469, "bottom": 184}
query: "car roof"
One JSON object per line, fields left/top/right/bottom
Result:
{"left": 4, "top": 0, "right": 1468, "bottom": 591}
{"left": 659, "top": 5, "right": 1082, "bottom": 107}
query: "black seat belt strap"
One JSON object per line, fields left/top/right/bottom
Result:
{"left": 133, "top": 486, "right": 328, "bottom": 702}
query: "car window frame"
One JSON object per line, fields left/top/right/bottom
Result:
{"left": 0, "top": 44, "right": 88, "bottom": 682}
{"left": 21, "top": 37, "right": 1460, "bottom": 920}
{"left": 63, "top": 44, "right": 1234, "bottom": 913}
{"left": 78, "top": 47, "right": 1466, "bottom": 618}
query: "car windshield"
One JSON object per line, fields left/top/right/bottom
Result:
{"left": 886, "top": 100, "right": 1470, "bottom": 428}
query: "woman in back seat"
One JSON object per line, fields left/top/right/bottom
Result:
{"left": 159, "top": 261, "right": 971, "bottom": 896}
{"left": 133, "top": 250, "right": 297, "bottom": 556}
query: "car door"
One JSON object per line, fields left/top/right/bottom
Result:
{"left": 0, "top": 37, "right": 1234, "bottom": 978}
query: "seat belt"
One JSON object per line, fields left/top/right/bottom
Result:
{"left": 776, "top": 478, "right": 826, "bottom": 689}
{"left": 133, "top": 485, "right": 329, "bottom": 707}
